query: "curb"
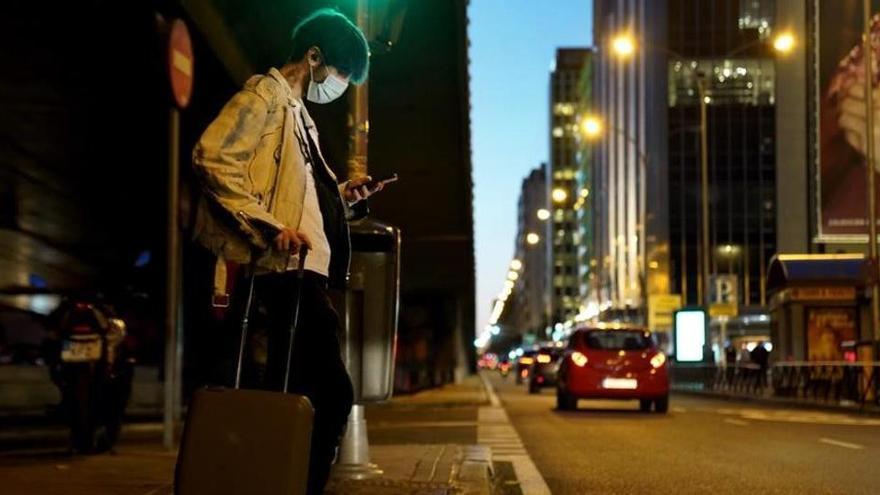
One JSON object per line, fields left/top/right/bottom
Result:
{"left": 452, "top": 445, "right": 493, "bottom": 495}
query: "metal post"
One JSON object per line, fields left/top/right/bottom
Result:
{"left": 163, "top": 107, "right": 182, "bottom": 449}
{"left": 698, "top": 77, "right": 711, "bottom": 309}
{"left": 348, "top": 0, "right": 370, "bottom": 181}
{"left": 864, "top": 0, "right": 880, "bottom": 344}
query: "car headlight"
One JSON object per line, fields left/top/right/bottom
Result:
{"left": 571, "top": 351, "right": 588, "bottom": 367}
{"left": 650, "top": 352, "right": 666, "bottom": 369}
{"left": 537, "top": 354, "right": 552, "bottom": 364}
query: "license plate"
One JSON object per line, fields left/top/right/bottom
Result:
{"left": 602, "top": 378, "right": 637, "bottom": 390}
{"left": 61, "top": 339, "right": 102, "bottom": 362}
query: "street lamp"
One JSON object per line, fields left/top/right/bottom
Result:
{"left": 611, "top": 33, "right": 636, "bottom": 58}
{"left": 510, "top": 259, "right": 523, "bottom": 271}
{"left": 526, "top": 233, "right": 541, "bottom": 245}
{"left": 536, "top": 208, "right": 551, "bottom": 221}
{"left": 551, "top": 187, "right": 568, "bottom": 204}
{"left": 580, "top": 115, "right": 603, "bottom": 139}
{"left": 772, "top": 32, "right": 795, "bottom": 54}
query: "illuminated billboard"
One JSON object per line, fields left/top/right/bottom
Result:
{"left": 674, "top": 309, "right": 706, "bottom": 363}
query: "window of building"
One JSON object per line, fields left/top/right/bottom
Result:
{"left": 668, "top": 58, "right": 775, "bottom": 107}
{"left": 738, "top": 0, "right": 774, "bottom": 38}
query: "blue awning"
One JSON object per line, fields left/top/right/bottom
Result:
{"left": 766, "top": 254, "right": 869, "bottom": 292}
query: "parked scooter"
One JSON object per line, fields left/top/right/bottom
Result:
{"left": 46, "top": 299, "right": 134, "bottom": 453}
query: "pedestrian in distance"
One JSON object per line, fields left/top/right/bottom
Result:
{"left": 750, "top": 341, "right": 770, "bottom": 392}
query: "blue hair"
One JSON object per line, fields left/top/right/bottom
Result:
{"left": 289, "top": 8, "right": 370, "bottom": 84}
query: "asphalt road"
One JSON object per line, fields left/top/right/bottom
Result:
{"left": 488, "top": 372, "right": 880, "bottom": 495}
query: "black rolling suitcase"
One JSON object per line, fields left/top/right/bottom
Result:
{"left": 175, "top": 247, "right": 314, "bottom": 495}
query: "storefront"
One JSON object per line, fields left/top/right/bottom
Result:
{"left": 767, "top": 254, "right": 872, "bottom": 362}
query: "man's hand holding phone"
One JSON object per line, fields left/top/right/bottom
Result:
{"left": 343, "top": 174, "right": 398, "bottom": 203}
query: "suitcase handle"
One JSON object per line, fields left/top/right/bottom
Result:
{"left": 233, "top": 244, "right": 308, "bottom": 391}
{"left": 282, "top": 245, "right": 307, "bottom": 393}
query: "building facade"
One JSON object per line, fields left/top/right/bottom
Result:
{"left": 549, "top": 48, "right": 592, "bottom": 327}
{"left": 593, "top": 0, "right": 778, "bottom": 330}
{"left": 575, "top": 57, "right": 597, "bottom": 317}
{"left": 593, "top": 0, "right": 668, "bottom": 315}
{"left": 513, "top": 164, "right": 549, "bottom": 337}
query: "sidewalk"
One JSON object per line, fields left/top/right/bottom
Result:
{"left": 672, "top": 383, "right": 880, "bottom": 416}
{"left": 0, "top": 376, "right": 494, "bottom": 494}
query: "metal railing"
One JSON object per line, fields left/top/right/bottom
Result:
{"left": 671, "top": 362, "right": 880, "bottom": 408}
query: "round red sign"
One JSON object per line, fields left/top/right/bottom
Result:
{"left": 168, "top": 19, "right": 194, "bottom": 108}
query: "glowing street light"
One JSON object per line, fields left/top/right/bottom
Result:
{"left": 526, "top": 233, "right": 540, "bottom": 245}
{"left": 551, "top": 187, "right": 568, "bottom": 204}
{"left": 611, "top": 33, "right": 636, "bottom": 58}
{"left": 507, "top": 271, "right": 519, "bottom": 281}
{"left": 580, "top": 115, "right": 603, "bottom": 139}
{"left": 772, "top": 32, "right": 795, "bottom": 54}
{"left": 536, "top": 208, "right": 551, "bottom": 221}
{"left": 510, "top": 259, "right": 523, "bottom": 271}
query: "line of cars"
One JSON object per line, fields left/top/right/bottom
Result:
{"left": 488, "top": 322, "right": 669, "bottom": 413}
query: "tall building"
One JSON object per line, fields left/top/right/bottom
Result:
{"left": 575, "top": 53, "right": 596, "bottom": 315}
{"left": 592, "top": 1, "right": 667, "bottom": 315}
{"left": 549, "top": 48, "right": 592, "bottom": 328}
{"left": 508, "top": 164, "right": 548, "bottom": 338}
{"left": 593, "top": 0, "right": 778, "bottom": 331}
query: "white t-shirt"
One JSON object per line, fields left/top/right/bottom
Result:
{"left": 287, "top": 103, "right": 331, "bottom": 276}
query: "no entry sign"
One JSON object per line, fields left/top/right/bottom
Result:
{"left": 168, "top": 19, "right": 193, "bottom": 109}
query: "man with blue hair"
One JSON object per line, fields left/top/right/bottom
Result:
{"left": 192, "top": 8, "right": 377, "bottom": 493}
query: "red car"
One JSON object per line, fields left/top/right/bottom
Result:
{"left": 556, "top": 323, "right": 669, "bottom": 413}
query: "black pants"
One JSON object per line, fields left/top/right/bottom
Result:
{"left": 228, "top": 270, "right": 354, "bottom": 494}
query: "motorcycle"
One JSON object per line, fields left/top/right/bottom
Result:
{"left": 47, "top": 299, "right": 134, "bottom": 453}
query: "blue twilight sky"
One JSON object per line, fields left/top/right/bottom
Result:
{"left": 469, "top": 1, "right": 593, "bottom": 334}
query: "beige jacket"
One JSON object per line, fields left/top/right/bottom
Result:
{"left": 192, "top": 68, "right": 349, "bottom": 275}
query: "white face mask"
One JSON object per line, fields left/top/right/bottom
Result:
{"left": 307, "top": 65, "right": 349, "bottom": 104}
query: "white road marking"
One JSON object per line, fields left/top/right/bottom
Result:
{"left": 478, "top": 373, "right": 551, "bottom": 495}
{"left": 716, "top": 408, "right": 880, "bottom": 426}
{"left": 819, "top": 438, "right": 865, "bottom": 450}
{"left": 672, "top": 407, "right": 687, "bottom": 413}
{"left": 371, "top": 421, "right": 479, "bottom": 429}
{"left": 723, "top": 418, "right": 750, "bottom": 426}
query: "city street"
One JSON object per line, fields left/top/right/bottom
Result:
{"left": 486, "top": 373, "right": 880, "bottom": 494}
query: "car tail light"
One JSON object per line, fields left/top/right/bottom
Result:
{"left": 571, "top": 351, "right": 588, "bottom": 367}
{"left": 537, "top": 375, "right": 545, "bottom": 384}
{"left": 520, "top": 369, "right": 529, "bottom": 378}
{"left": 650, "top": 352, "right": 667, "bottom": 369}
{"left": 537, "top": 354, "right": 551, "bottom": 364}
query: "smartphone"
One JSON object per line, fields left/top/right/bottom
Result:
{"left": 365, "top": 173, "right": 398, "bottom": 191}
